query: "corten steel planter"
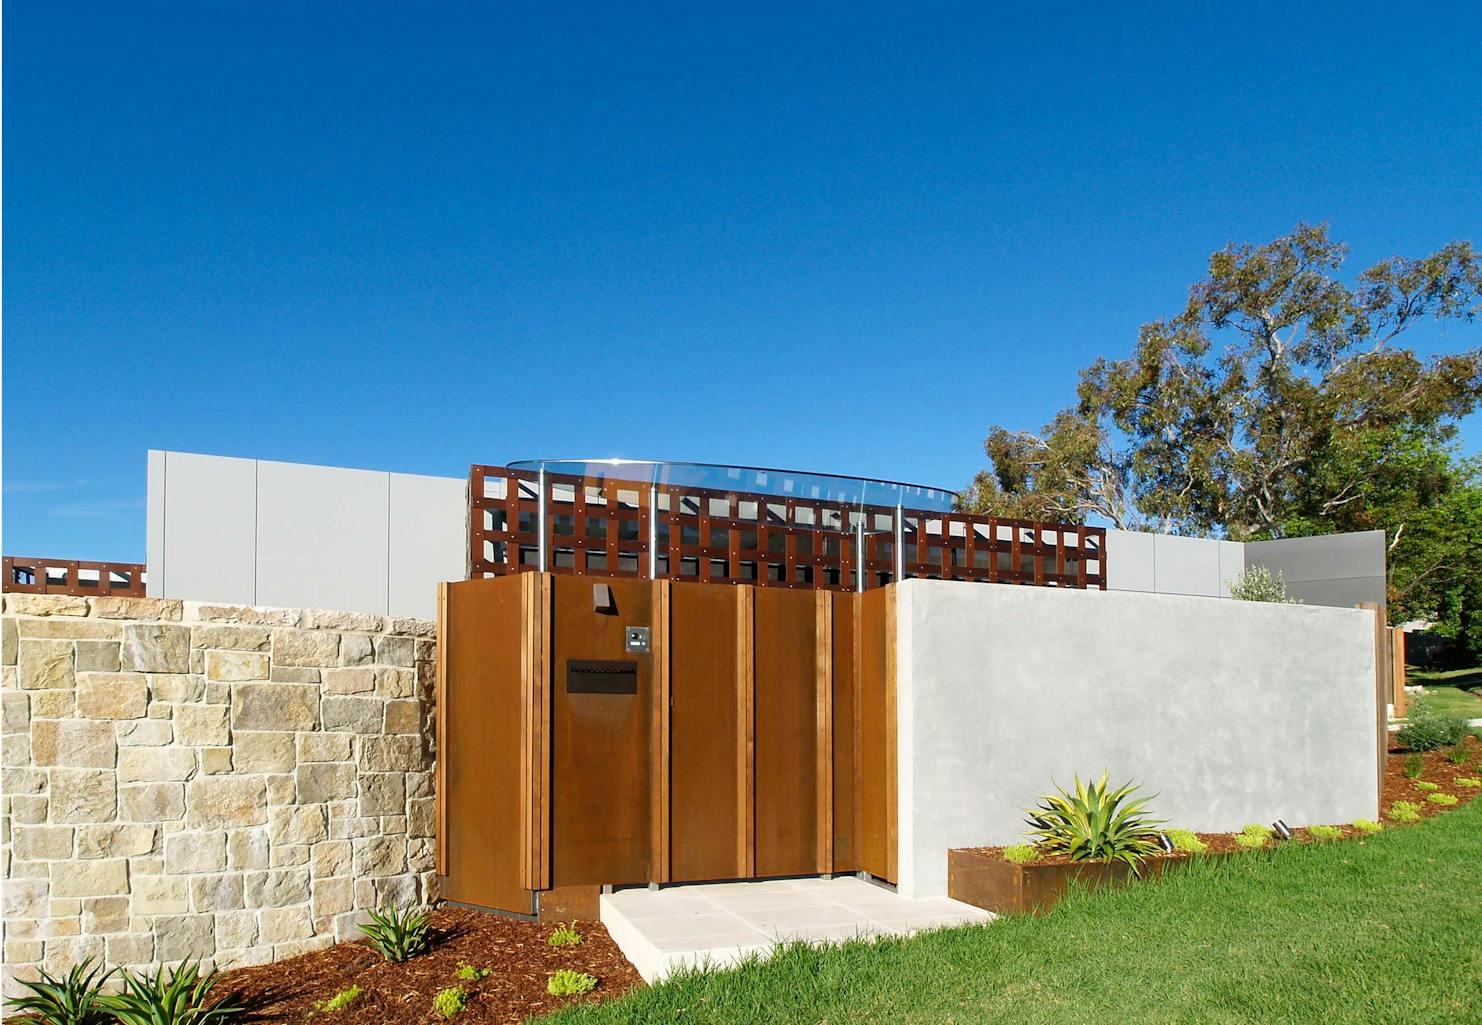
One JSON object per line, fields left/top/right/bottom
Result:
{"left": 947, "top": 848, "right": 1196, "bottom": 915}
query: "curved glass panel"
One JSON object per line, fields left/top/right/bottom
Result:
{"left": 506, "top": 458, "right": 958, "bottom": 512}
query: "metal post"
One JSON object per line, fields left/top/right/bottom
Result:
{"left": 895, "top": 503, "right": 905, "bottom": 583}
{"left": 537, "top": 466, "right": 548, "bottom": 572}
{"left": 855, "top": 509, "right": 866, "bottom": 593}
{"left": 648, "top": 482, "right": 659, "bottom": 579}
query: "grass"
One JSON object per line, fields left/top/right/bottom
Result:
{"left": 1406, "top": 666, "right": 1482, "bottom": 720}
{"left": 541, "top": 798, "right": 1482, "bottom": 1025}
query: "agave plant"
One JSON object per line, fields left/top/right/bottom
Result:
{"left": 4, "top": 957, "right": 115, "bottom": 1025}
{"left": 1024, "top": 771, "right": 1164, "bottom": 874}
{"left": 358, "top": 904, "right": 434, "bottom": 962}
{"left": 103, "top": 961, "right": 240, "bottom": 1025}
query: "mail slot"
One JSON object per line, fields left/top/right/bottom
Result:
{"left": 566, "top": 659, "right": 638, "bottom": 694}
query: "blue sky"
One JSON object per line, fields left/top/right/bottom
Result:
{"left": 5, "top": 2, "right": 1481, "bottom": 562}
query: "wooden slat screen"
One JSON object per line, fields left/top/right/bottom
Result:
{"left": 3, "top": 557, "right": 148, "bottom": 598}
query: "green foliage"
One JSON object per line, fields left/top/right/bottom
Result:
{"left": 3, "top": 957, "right": 115, "bottom": 1025}
{"left": 1233, "top": 832, "right": 1268, "bottom": 850}
{"left": 1164, "top": 829, "right": 1207, "bottom": 854}
{"left": 1427, "top": 792, "right": 1459, "bottom": 806}
{"left": 1002, "top": 844, "right": 1040, "bottom": 865}
{"left": 103, "top": 961, "right": 239, "bottom": 1025}
{"left": 1454, "top": 776, "right": 1482, "bottom": 788}
{"left": 453, "top": 964, "right": 489, "bottom": 981}
{"left": 1388, "top": 801, "right": 1422, "bottom": 822}
{"left": 1446, "top": 743, "right": 1471, "bottom": 765}
{"left": 1403, "top": 754, "right": 1425, "bottom": 778}
{"left": 432, "top": 987, "right": 467, "bottom": 1019}
{"left": 1414, "top": 780, "right": 1441, "bottom": 791}
{"left": 1227, "top": 566, "right": 1300, "bottom": 603}
{"left": 1024, "top": 771, "right": 1164, "bottom": 874}
{"left": 1352, "top": 819, "right": 1384, "bottom": 834}
{"left": 1307, "top": 825, "right": 1343, "bottom": 840}
{"left": 320, "top": 986, "right": 363, "bottom": 1013}
{"left": 1240, "top": 823, "right": 1275, "bottom": 839}
{"left": 1398, "top": 695, "right": 1472, "bottom": 752}
{"left": 547, "top": 971, "right": 598, "bottom": 998}
{"left": 547, "top": 924, "right": 584, "bottom": 947}
{"left": 358, "top": 905, "right": 433, "bottom": 963}
{"left": 963, "top": 225, "right": 1482, "bottom": 541}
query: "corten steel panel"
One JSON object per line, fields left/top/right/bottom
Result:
{"left": 550, "top": 575, "right": 654, "bottom": 887}
{"left": 668, "top": 582, "right": 744, "bottom": 882}
{"left": 858, "top": 586, "right": 895, "bottom": 882}
{"left": 830, "top": 591, "right": 859, "bottom": 874}
{"left": 439, "top": 575, "right": 533, "bottom": 914}
{"left": 752, "top": 587, "right": 820, "bottom": 878}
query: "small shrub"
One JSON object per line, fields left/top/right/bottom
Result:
{"left": 432, "top": 987, "right": 467, "bottom": 1019}
{"left": 453, "top": 964, "right": 489, "bottom": 981}
{"left": 547, "top": 971, "right": 597, "bottom": 998}
{"left": 1388, "top": 801, "right": 1422, "bottom": 822}
{"left": 1397, "top": 695, "right": 1470, "bottom": 752}
{"left": 547, "top": 924, "right": 584, "bottom": 947}
{"left": 1427, "top": 792, "right": 1459, "bottom": 806}
{"left": 1002, "top": 844, "right": 1040, "bottom": 864}
{"left": 1306, "top": 825, "right": 1342, "bottom": 841}
{"left": 4, "top": 957, "right": 115, "bottom": 1025}
{"left": 1403, "top": 754, "right": 1425, "bottom": 779}
{"left": 1414, "top": 780, "right": 1441, "bottom": 792}
{"left": 1165, "top": 828, "right": 1207, "bottom": 854}
{"left": 104, "top": 961, "right": 239, "bottom": 1025}
{"left": 1233, "top": 832, "right": 1268, "bottom": 850}
{"left": 1454, "top": 776, "right": 1482, "bottom": 788}
{"left": 1024, "top": 771, "right": 1164, "bottom": 874}
{"left": 1352, "top": 819, "right": 1383, "bottom": 834}
{"left": 320, "top": 986, "right": 363, "bottom": 1013}
{"left": 1228, "top": 566, "right": 1300, "bottom": 603}
{"left": 359, "top": 905, "right": 433, "bottom": 963}
{"left": 1446, "top": 744, "right": 1470, "bottom": 765}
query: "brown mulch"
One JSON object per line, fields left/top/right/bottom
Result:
{"left": 965, "top": 735, "right": 1482, "bottom": 865}
{"left": 220, "top": 908, "right": 642, "bottom": 1025}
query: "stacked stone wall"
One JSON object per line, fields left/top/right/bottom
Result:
{"left": 1, "top": 593, "right": 437, "bottom": 993}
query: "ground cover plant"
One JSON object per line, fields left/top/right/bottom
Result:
{"left": 542, "top": 796, "right": 1482, "bottom": 1025}
{"left": 358, "top": 905, "right": 434, "bottom": 963}
{"left": 1001, "top": 843, "right": 1040, "bottom": 864}
{"left": 548, "top": 925, "right": 583, "bottom": 948}
{"left": 319, "top": 985, "right": 363, "bottom": 1013}
{"left": 433, "top": 986, "right": 467, "bottom": 1018}
{"left": 547, "top": 972, "right": 598, "bottom": 998}
{"left": 1397, "top": 693, "right": 1473, "bottom": 752}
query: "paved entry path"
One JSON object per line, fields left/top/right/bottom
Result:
{"left": 600, "top": 875, "right": 993, "bottom": 981}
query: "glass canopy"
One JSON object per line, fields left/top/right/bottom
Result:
{"left": 505, "top": 458, "right": 959, "bottom": 513}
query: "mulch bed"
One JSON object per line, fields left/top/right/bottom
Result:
{"left": 221, "top": 908, "right": 642, "bottom": 1025}
{"left": 964, "top": 735, "right": 1482, "bottom": 865}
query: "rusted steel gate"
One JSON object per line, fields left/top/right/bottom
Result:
{"left": 468, "top": 466, "right": 1106, "bottom": 592}
{"left": 436, "top": 572, "right": 898, "bottom": 918}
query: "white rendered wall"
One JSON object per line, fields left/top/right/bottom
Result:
{"left": 894, "top": 578, "right": 1378, "bottom": 898}
{"left": 147, "top": 451, "right": 465, "bottom": 618}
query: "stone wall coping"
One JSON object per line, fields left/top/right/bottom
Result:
{"left": 1, "top": 593, "right": 436, "bottom": 636}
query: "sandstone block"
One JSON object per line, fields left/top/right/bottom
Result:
{"left": 296, "top": 732, "right": 351, "bottom": 762}
{"left": 3, "top": 879, "right": 49, "bottom": 919}
{"left": 150, "top": 674, "right": 205, "bottom": 703}
{"left": 205, "top": 650, "right": 268, "bottom": 682}
{"left": 50, "top": 769, "right": 117, "bottom": 823}
{"left": 131, "top": 875, "right": 190, "bottom": 915}
{"left": 389, "top": 617, "right": 436, "bottom": 637}
{"left": 1, "top": 691, "right": 27, "bottom": 734}
{"left": 14, "top": 826, "right": 74, "bottom": 861}
{"left": 2, "top": 615, "right": 17, "bottom": 665}
{"left": 269, "top": 805, "right": 328, "bottom": 846}
{"left": 311, "top": 840, "right": 351, "bottom": 878}
{"left": 230, "top": 731, "right": 294, "bottom": 773}
{"left": 245, "top": 869, "right": 309, "bottom": 908}
{"left": 338, "top": 634, "right": 374, "bottom": 666}
{"left": 408, "top": 837, "right": 436, "bottom": 874}
{"left": 17, "top": 618, "right": 120, "bottom": 640}
{"left": 296, "top": 762, "right": 356, "bottom": 803}
{"left": 270, "top": 843, "right": 310, "bottom": 868}
{"left": 359, "top": 736, "right": 424, "bottom": 773}
{"left": 227, "top": 829, "right": 270, "bottom": 870}
{"left": 18, "top": 639, "right": 73, "bottom": 690}
{"left": 186, "top": 603, "right": 299, "bottom": 626}
{"left": 374, "top": 635, "right": 415, "bottom": 667}
{"left": 51, "top": 859, "right": 128, "bottom": 898}
{"left": 190, "top": 873, "right": 245, "bottom": 912}
{"left": 323, "top": 696, "right": 382, "bottom": 733}
{"left": 165, "top": 831, "right": 227, "bottom": 874}
{"left": 359, "top": 773, "right": 405, "bottom": 817}
{"left": 74, "top": 641, "right": 120, "bottom": 673}
{"left": 190, "top": 625, "right": 270, "bottom": 651}
{"left": 407, "top": 798, "right": 436, "bottom": 839}
{"left": 76, "top": 673, "right": 148, "bottom": 719}
{"left": 93, "top": 597, "right": 183, "bottom": 621}
{"left": 384, "top": 699, "right": 421, "bottom": 734}
{"left": 174, "top": 704, "right": 231, "bottom": 746}
{"left": 200, "top": 748, "right": 234, "bottom": 774}
{"left": 81, "top": 895, "right": 131, "bottom": 934}
{"left": 232, "top": 683, "right": 319, "bottom": 731}
{"left": 9, "top": 795, "right": 49, "bottom": 824}
{"left": 32, "top": 720, "right": 117, "bottom": 769}
{"left": 105, "top": 933, "right": 154, "bottom": 966}
{"left": 269, "top": 665, "right": 319, "bottom": 684}
{"left": 118, "top": 746, "right": 196, "bottom": 783}
{"left": 272, "top": 629, "right": 340, "bottom": 667}
{"left": 120, "top": 624, "right": 190, "bottom": 673}
{"left": 119, "top": 782, "right": 185, "bottom": 822}
{"left": 353, "top": 836, "right": 406, "bottom": 878}
{"left": 116, "top": 719, "right": 173, "bottom": 746}
{"left": 312, "top": 877, "right": 353, "bottom": 918}
{"left": 77, "top": 824, "right": 156, "bottom": 859}
{"left": 374, "top": 667, "right": 415, "bottom": 698}
{"left": 154, "top": 914, "right": 214, "bottom": 961}
{"left": 5, "top": 594, "right": 89, "bottom": 616}
{"left": 259, "top": 904, "right": 313, "bottom": 944}
{"left": 215, "top": 909, "right": 258, "bottom": 949}
{"left": 302, "top": 608, "right": 385, "bottom": 633}
{"left": 186, "top": 776, "right": 267, "bottom": 828}
{"left": 322, "top": 668, "right": 374, "bottom": 695}
{"left": 29, "top": 689, "right": 76, "bottom": 718}
{"left": 266, "top": 773, "right": 296, "bottom": 805}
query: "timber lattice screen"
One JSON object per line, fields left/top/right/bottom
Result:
{"left": 468, "top": 465, "right": 1105, "bottom": 592}
{"left": 3, "top": 557, "right": 148, "bottom": 598}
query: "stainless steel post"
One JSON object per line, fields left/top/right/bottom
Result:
{"left": 537, "top": 466, "right": 548, "bottom": 572}
{"left": 895, "top": 502, "right": 905, "bottom": 582}
{"left": 648, "top": 482, "right": 659, "bottom": 579}
{"left": 856, "top": 509, "right": 866, "bottom": 593}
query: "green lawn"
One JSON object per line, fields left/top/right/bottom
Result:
{"left": 544, "top": 800, "right": 1482, "bottom": 1025}
{"left": 1407, "top": 666, "right": 1482, "bottom": 720}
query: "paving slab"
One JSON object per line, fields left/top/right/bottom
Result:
{"left": 600, "top": 875, "right": 993, "bottom": 981}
